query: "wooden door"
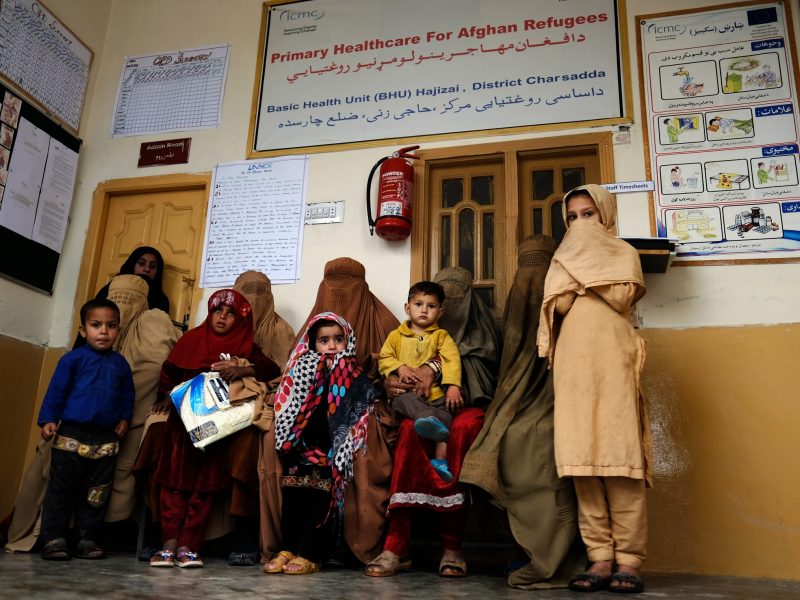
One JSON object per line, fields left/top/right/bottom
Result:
{"left": 88, "top": 178, "right": 208, "bottom": 329}
{"left": 519, "top": 147, "right": 600, "bottom": 243}
{"left": 427, "top": 158, "right": 506, "bottom": 315}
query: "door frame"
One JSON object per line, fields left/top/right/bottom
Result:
{"left": 411, "top": 132, "right": 615, "bottom": 307}
{"left": 75, "top": 172, "right": 211, "bottom": 334}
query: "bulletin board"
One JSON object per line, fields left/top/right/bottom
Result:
{"left": 637, "top": 0, "right": 800, "bottom": 264}
{"left": 249, "top": 0, "right": 632, "bottom": 156}
{"left": 0, "top": 81, "right": 82, "bottom": 294}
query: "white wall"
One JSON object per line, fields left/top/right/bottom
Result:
{"left": 1, "top": 0, "right": 798, "bottom": 349}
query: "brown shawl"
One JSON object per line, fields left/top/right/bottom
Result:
{"left": 536, "top": 184, "right": 652, "bottom": 485}
{"left": 107, "top": 275, "right": 181, "bottom": 522}
{"left": 461, "top": 236, "right": 585, "bottom": 589}
{"left": 433, "top": 266, "right": 502, "bottom": 406}
{"left": 234, "top": 270, "right": 295, "bottom": 370}
{"left": 297, "top": 257, "right": 399, "bottom": 365}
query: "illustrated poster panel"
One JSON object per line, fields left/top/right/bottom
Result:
{"left": 640, "top": 2, "right": 800, "bottom": 260}
{"left": 253, "top": 0, "right": 625, "bottom": 153}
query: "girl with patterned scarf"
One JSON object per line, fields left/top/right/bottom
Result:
{"left": 267, "top": 312, "right": 377, "bottom": 575}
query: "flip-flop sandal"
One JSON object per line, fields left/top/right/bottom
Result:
{"left": 364, "top": 551, "right": 412, "bottom": 577}
{"left": 75, "top": 538, "right": 105, "bottom": 560}
{"left": 439, "top": 557, "right": 468, "bottom": 578}
{"left": 149, "top": 549, "right": 176, "bottom": 567}
{"left": 175, "top": 550, "right": 204, "bottom": 568}
{"left": 41, "top": 538, "right": 71, "bottom": 561}
{"left": 282, "top": 556, "right": 320, "bottom": 575}
{"left": 609, "top": 572, "right": 645, "bottom": 593}
{"left": 264, "top": 550, "right": 295, "bottom": 574}
{"left": 568, "top": 572, "right": 612, "bottom": 592}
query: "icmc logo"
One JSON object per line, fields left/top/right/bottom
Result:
{"left": 277, "top": 8, "right": 325, "bottom": 21}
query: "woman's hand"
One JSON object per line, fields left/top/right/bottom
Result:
{"left": 384, "top": 364, "right": 435, "bottom": 400}
{"left": 217, "top": 364, "right": 256, "bottom": 382}
{"left": 411, "top": 366, "right": 435, "bottom": 398}
{"left": 384, "top": 374, "right": 414, "bottom": 400}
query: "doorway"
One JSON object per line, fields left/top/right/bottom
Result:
{"left": 77, "top": 173, "right": 210, "bottom": 331}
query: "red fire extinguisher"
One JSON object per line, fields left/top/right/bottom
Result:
{"left": 366, "top": 145, "right": 420, "bottom": 241}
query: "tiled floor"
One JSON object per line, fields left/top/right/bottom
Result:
{"left": 1, "top": 551, "right": 799, "bottom": 599}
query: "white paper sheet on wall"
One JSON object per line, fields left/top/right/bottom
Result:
{"left": 32, "top": 138, "right": 78, "bottom": 252}
{"left": 200, "top": 156, "right": 308, "bottom": 288}
{"left": 0, "top": 117, "right": 47, "bottom": 238}
{"left": 111, "top": 44, "right": 230, "bottom": 137}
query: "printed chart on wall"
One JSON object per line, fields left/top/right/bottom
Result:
{"left": 111, "top": 45, "right": 230, "bottom": 137}
{"left": 0, "top": 0, "right": 92, "bottom": 134}
{"left": 639, "top": 1, "right": 800, "bottom": 262}
{"left": 199, "top": 156, "right": 308, "bottom": 288}
{"left": 251, "top": 0, "right": 627, "bottom": 154}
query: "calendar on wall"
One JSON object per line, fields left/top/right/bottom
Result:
{"left": 0, "top": 0, "right": 93, "bottom": 134}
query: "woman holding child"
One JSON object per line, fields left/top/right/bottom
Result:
{"left": 366, "top": 272, "right": 501, "bottom": 578}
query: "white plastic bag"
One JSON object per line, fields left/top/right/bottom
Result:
{"left": 170, "top": 372, "right": 254, "bottom": 449}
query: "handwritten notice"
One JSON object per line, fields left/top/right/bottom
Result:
{"left": 252, "top": 0, "right": 624, "bottom": 154}
{"left": 200, "top": 157, "right": 308, "bottom": 288}
{"left": 0, "top": 0, "right": 92, "bottom": 133}
{"left": 112, "top": 44, "right": 230, "bottom": 137}
{"left": 639, "top": 2, "right": 800, "bottom": 261}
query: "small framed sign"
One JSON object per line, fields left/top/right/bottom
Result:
{"left": 138, "top": 137, "right": 191, "bottom": 167}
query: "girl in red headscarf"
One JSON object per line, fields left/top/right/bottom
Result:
{"left": 150, "top": 290, "right": 280, "bottom": 568}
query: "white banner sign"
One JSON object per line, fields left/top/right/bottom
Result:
{"left": 253, "top": 0, "right": 624, "bottom": 153}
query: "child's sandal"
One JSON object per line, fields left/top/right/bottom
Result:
{"left": 282, "top": 555, "right": 320, "bottom": 574}
{"left": 264, "top": 550, "right": 295, "bottom": 574}
{"left": 175, "top": 550, "right": 204, "bottom": 568}
{"left": 149, "top": 549, "right": 175, "bottom": 567}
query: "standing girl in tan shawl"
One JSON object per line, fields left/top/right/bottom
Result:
{"left": 537, "top": 184, "right": 652, "bottom": 594}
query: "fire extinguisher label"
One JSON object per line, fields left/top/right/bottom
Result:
{"left": 379, "top": 201, "right": 403, "bottom": 217}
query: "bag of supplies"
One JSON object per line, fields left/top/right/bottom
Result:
{"left": 171, "top": 372, "right": 255, "bottom": 449}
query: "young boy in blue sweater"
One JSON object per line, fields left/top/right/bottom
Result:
{"left": 38, "top": 298, "right": 135, "bottom": 560}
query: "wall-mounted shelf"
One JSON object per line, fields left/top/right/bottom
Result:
{"left": 623, "top": 238, "right": 676, "bottom": 273}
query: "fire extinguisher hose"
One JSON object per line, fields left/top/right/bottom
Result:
{"left": 366, "top": 156, "right": 389, "bottom": 235}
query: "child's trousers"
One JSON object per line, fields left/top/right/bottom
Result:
{"left": 40, "top": 422, "right": 118, "bottom": 543}
{"left": 392, "top": 392, "right": 453, "bottom": 428}
{"left": 572, "top": 476, "right": 647, "bottom": 569}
